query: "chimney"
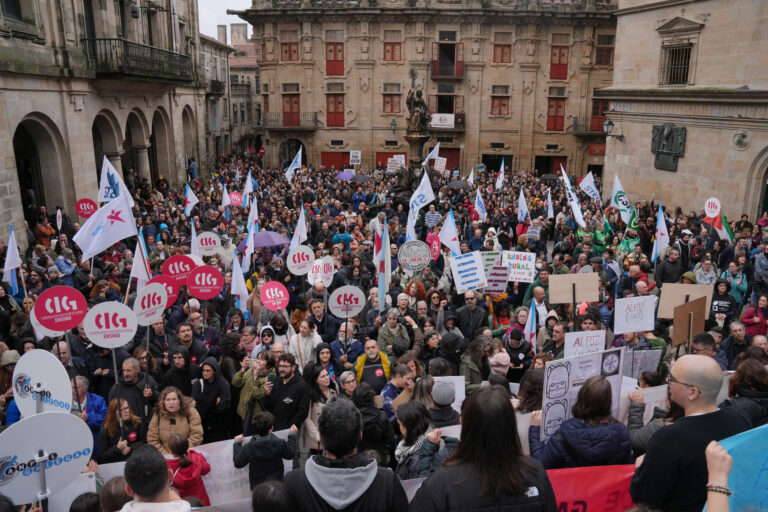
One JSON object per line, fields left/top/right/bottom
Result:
{"left": 217, "top": 25, "right": 227, "bottom": 44}
{"left": 231, "top": 23, "right": 248, "bottom": 45}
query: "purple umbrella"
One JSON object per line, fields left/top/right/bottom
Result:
{"left": 236, "top": 231, "right": 291, "bottom": 252}
{"left": 336, "top": 171, "right": 354, "bottom": 180}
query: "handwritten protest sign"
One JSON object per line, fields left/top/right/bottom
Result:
{"left": 480, "top": 251, "right": 501, "bottom": 276}
{"left": 526, "top": 226, "right": 541, "bottom": 240}
{"left": 613, "top": 296, "right": 656, "bottom": 334}
{"left": 502, "top": 251, "right": 536, "bottom": 283}
{"left": 622, "top": 348, "right": 662, "bottom": 379}
{"left": 564, "top": 330, "right": 606, "bottom": 358}
{"left": 484, "top": 265, "right": 512, "bottom": 294}
{"left": 450, "top": 252, "right": 487, "bottom": 294}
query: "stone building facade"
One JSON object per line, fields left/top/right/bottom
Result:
{"left": 227, "top": 23, "right": 261, "bottom": 153}
{"left": 599, "top": 0, "right": 768, "bottom": 218}
{"left": 200, "top": 32, "right": 234, "bottom": 160}
{"left": 0, "top": 0, "right": 206, "bottom": 246}
{"left": 232, "top": 0, "right": 616, "bottom": 174}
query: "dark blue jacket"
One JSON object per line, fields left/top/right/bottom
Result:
{"left": 529, "top": 418, "right": 631, "bottom": 469}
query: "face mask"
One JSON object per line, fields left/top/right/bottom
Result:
{"left": 535, "top": 263, "right": 542, "bottom": 270}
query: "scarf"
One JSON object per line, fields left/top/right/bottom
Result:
{"left": 394, "top": 426, "right": 433, "bottom": 464}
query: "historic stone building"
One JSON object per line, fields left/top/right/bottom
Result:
{"left": 227, "top": 23, "right": 261, "bottom": 153}
{"left": 0, "top": 0, "right": 206, "bottom": 245}
{"left": 200, "top": 31, "right": 234, "bottom": 159}
{"left": 600, "top": 0, "right": 768, "bottom": 218}
{"left": 232, "top": 0, "right": 617, "bottom": 174}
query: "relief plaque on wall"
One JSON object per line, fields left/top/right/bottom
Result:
{"left": 651, "top": 123, "right": 686, "bottom": 172}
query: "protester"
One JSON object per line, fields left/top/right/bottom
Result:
{"left": 147, "top": 386, "right": 204, "bottom": 455}
{"left": 233, "top": 412, "right": 298, "bottom": 489}
{"left": 265, "top": 353, "right": 310, "bottom": 431}
{"left": 165, "top": 433, "right": 212, "bottom": 506}
{"left": 191, "top": 357, "right": 231, "bottom": 443}
{"left": 233, "top": 350, "right": 274, "bottom": 434}
{"left": 97, "top": 398, "right": 146, "bottom": 464}
{"left": 121, "top": 445, "right": 191, "bottom": 510}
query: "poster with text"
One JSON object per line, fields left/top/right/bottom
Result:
{"left": 613, "top": 296, "right": 656, "bottom": 334}
{"left": 564, "top": 330, "right": 606, "bottom": 358}
{"left": 450, "top": 252, "right": 487, "bottom": 294}
{"left": 502, "top": 251, "right": 537, "bottom": 283}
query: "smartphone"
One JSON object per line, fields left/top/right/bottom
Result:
{"left": 267, "top": 373, "right": 276, "bottom": 384}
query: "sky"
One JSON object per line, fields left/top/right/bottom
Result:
{"left": 198, "top": 0, "right": 252, "bottom": 40}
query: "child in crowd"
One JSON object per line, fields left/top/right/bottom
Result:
{"left": 166, "top": 433, "right": 212, "bottom": 506}
{"left": 489, "top": 338, "right": 512, "bottom": 376}
{"left": 233, "top": 411, "right": 299, "bottom": 490}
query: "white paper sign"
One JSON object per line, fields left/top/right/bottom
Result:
{"left": 541, "top": 349, "right": 624, "bottom": 441}
{"left": 349, "top": 150, "right": 361, "bottom": 165}
{"left": 450, "top": 252, "right": 487, "bottom": 294}
{"left": 484, "top": 265, "right": 512, "bottom": 294}
{"left": 564, "top": 330, "right": 606, "bottom": 358}
{"left": 616, "top": 383, "right": 669, "bottom": 425}
{"left": 433, "top": 156, "right": 447, "bottom": 172}
{"left": 502, "top": 251, "right": 537, "bottom": 283}
{"left": 527, "top": 226, "right": 541, "bottom": 240}
{"left": 613, "top": 296, "right": 656, "bottom": 334}
{"left": 480, "top": 251, "right": 501, "bottom": 276}
{"left": 622, "top": 348, "right": 663, "bottom": 379}
{"left": 387, "top": 158, "right": 400, "bottom": 173}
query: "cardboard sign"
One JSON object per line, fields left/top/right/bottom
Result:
{"left": 622, "top": 348, "right": 663, "bottom": 379}
{"left": 613, "top": 296, "right": 656, "bottom": 334}
{"left": 526, "top": 226, "right": 542, "bottom": 240}
{"left": 386, "top": 158, "right": 400, "bottom": 174}
{"left": 480, "top": 251, "right": 501, "bottom": 276}
{"left": 541, "top": 349, "right": 624, "bottom": 441}
{"left": 287, "top": 245, "right": 315, "bottom": 276}
{"left": 307, "top": 255, "right": 335, "bottom": 287}
{"left": 162, "top": 254, "right": 196, "bottom": 285}
{"left": 75, "top": 198, "right": 98, "bottom": 219}
{"left": 671, "top": 296, "right": 707, "bottom": 347}
{"left": 147, "top": 274, "right": 178, "bottom": 310}
{"left": 398, "top": 240, "right": 431, "bottom": 272}
{"left": 328, "top": 285, "right": 366, "bottom": 318}
{"left": 564, "top": 330, "right": 606, "bottom": 358}
{"left": 548, "top": 273, "right": 600, "bottom": 304}
{"left": 450, "top": 252, "right": 487, "bottom": 294}
{"left": 197, "top": 231, "right": 221, "bottom": 257}
{"left": 133, "top": 282, "right": 168, "bottom": 326}
{"left": 349, "top": 150, "right": 361, "bottom": 165}
{"left": 260, "top": 282, "right": 289, "bottom": 312}
{"left": 229, "top": 192, "right": 243, "bottom": 207}
{"left": 657, "top": 283, "right": 712, "bottom": 319}
{"left": 12, "top": 349, "right": 72, "bottom": 418}
{"left": 433, "top": 156, "right": 447, "bottom": 172}
{"left": 187, "top": 265, "right": 224, "bottom": 300}
{"left": 0, "top": 412, "right": 94, "bottom": 504}
{"left": 484, "top": 265, "right": 512, "bottom": 295}
{"left": 35, "top": 287, "right": 88, "bottom": 332}
{"left": 502, "top": 251, "right": 537, "bottom": 283}
{"left": 83, "top": 302, "right": 138, "bottom": 349}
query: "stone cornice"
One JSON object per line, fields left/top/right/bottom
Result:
{"left": 595, "top": 88, "right": 768, "bottom": 104}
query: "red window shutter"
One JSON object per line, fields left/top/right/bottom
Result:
{"left": 456, "top": 43, "right": 464, "bottom": 77}
{"left": 431, "top": 42, "right": 439, "bottom": 75}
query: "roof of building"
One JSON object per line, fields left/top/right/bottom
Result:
{"left": 199, "top": 33, "right": 236, "bottom": 52}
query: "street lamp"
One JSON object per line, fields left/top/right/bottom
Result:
{"left": 391, "top": 118, "right": 397, "bottom": 134}
{"left": 602, "top": 118, "right": 624, "bottom": 142}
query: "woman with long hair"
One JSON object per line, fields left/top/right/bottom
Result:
{"left": 488, "top": 301, "right": 512, "bottom": 343}
{"left": 97, "top": 399, "right": 145, "bottom": 463}
{"left": 166, "top": 433, "right": 211, "bottom": 506}
{"left": 394, "top": 400, "right": 433, "bottom": 480}
{"left": 516, "top": 369, "right": 545, "bottom": 414}
{"left": 411, "top": 386, "right": 556, "bottom": 510}
{"left": 719, "top": 358, "right": 768, "bottom": 427}
{"left": 459, "top": 336, "right": 492, "bottom": 396}
{"left": 741, "top": 295, "right": 768, "bottom": 338}
{"left": 314, "top": 342, "right": 343, "bottom": 387}
{"left": 352, "top": 382, "right": 394, "bottom": 463}
{"left": 301, "top": 364, "right": 337, "bottom": 457}
{"left": 530, "top": 375, "right": 631, "bottom": 469}
{"left": 146, "top": 386, "right": 203, "bottom": 455}
{"left": 132, "top": 346, "right": 162, "bottom": 384}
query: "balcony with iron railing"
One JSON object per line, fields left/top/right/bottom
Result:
{"left": 207, "top": 79, "right": 225, "bottom": 96}
{"left": 82, "top": 38, "right": 194, "bottom": 82}
{"left": 259, "top": 112, "right": 318, "bottom": 129}
{"left": 572, "top": 117, "right": 606, "bottom": 136}
{"left": 431, "top": 60, "right": 464, "bottom": 79}
{"left": 230, "top": 82, "right": 251, "bottom": 95}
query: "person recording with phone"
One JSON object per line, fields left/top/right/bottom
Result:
{"left": 233, "top": 350, "right": 276, "bottom": 435}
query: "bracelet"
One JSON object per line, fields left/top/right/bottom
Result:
{"left": 706, "top": 484, "right": 732, "bottom": 496}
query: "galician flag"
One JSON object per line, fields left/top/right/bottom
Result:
{"left": 651, "top": 202, "right": 670, "bottom": 263}
{"left": 130, "top": 227, "right": 152, "bottom": 289}
{"left": 247, "top": 194, "right": 259, "bottom": 231}
{"left": 495, "top": 158, "right": 505, "bottom": 190}
{"left": 518, "top": 187, "right": 529, "bottom": 223}
{"left": 406, "top": 172, "right": 435, "bottom": 241}
{"left": 610, "top": 174, "right": 631, "bottom": 224}
{"left": 560, "top": 165, "right": 586, "bottom": 228}
{"left": 474, "top": 190, "right": 487, "bottom": 223}
{"left": 523, "top": 302, "right": 537, "bottom": 355}
{"left": 547, "top": 189, "right": 554, "bottom": 219}
{"left": 190, "top": 223, "right": 200, "bottom": 258}
{"left": 579, "top": 171, "right": 602, "bottom": 206}
{"left": 467, "top": 168, "right": 474, "bottom": 185}
{"left": 702, "top": 211, "right": 734, "bottom": 243}
{"left": 230, "top": 250, "right": 250, "bottom": 313}
{"left": 374, "top": 216, "right": 392, "bottom": 314}
{"left": 438, "top": 210, "right": 461, "bottom": 256}
{"left": 290, "top": 206, "right": 308, "bottom": 251}
{"left": 221, "top": 185, "right": 231, "bottom": 222}
{"left": 3, "top": 224, "right": 22, "bottom": 297}
{"left": 98, "top": 156, "right": 134, "bottom": 207}
{"left": 184, "top": 184, "right": 199, "bottom": 216}
{"left": 285, "top": 147, "right": 302, "bottom": 182}
{"left": 242, "top": 220, "right": 256, "bottom": 273}
{"left": 242, "top": 172, "right": 254, "bottom": 209}
{"left": 421, "top": 142, "right": 440, "bottom": 168}
{"left": 74, "top": 192, "right": 138, "bottom": 261}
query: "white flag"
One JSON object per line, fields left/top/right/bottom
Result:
{"left": 547, "top": 189, "right": 554, "bottom": 219}
{"left": 406, "top": 172, "right": 436, "bottom": 241}
{"left": 474, "top": 190, "right": 487, "bottom": 223}
{"left": 221, "top": 185, "right": 231, "bottom": 208}
{"left": 467, "top": 168, "right": 474, "bottom": 185}
{"left": 610, "top": 174, "right": 631, "bottom": 224}
{"left": 231, "top": 251, "right": 249, "bottom": 313}
{"left": 651, "top": 202, "right": 670, "bottom": 263}
{"left": 190, "top": 222, "right": 200, "bottom": 257}
{"left": 495, "top": 158, "right": 505, "bottom": 190}
{"left": 184, "top": 184, "right": 199, "bottom": 216}
{"left": 438, "top": 210, "right": 461, "bottom": 256}
{"left": 3, "top": 224, "right": 22, "bottom": 295}
{"left": 98, "top": 156, "right": 134, "bottom": 207}
{"left": 517, "top": 187, "right": 529, "bottom": 223}
{"left": 560, "top": 165, "right": 586, "bottom": 228}
{"left": 74, "top": 193, "right": 138, "bottom": 261}
{"left": 421, "top": 142, "right": 440, "bottom": 168}
{"left": 130, "top": 227, "right": 152, "bottom": 289}
{"left": 578, "top": 171, "right": 602, "bottom": 206}
{"left": 290, "top": 206, "right": 308, "bottom": 251}
{"left": 242, "top": 172, "right": 254, "bottom": 208}
{"left": 242, "top": 221, "right": 256, "bottom": 274}
{"left": 523, "top": 302, "right": 537, "bottom": 355}
{"left": 285, "top": 147, "right": 302, "bottom": 182}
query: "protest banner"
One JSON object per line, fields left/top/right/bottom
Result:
{"left": 657, "top": 283, "right": 712, "bottom": 319}
{"left": 187, "top": 265, "right": 225, "bottom": 301}
{"left": 502, "top": 251, "right": 536, "bottom": 283}
{"left": 526, "top": 225, "right": 541, "bottom": 240}
{"left": 546, "top": 465, "right": 635, "bottom": 511}
{"left": 12, "top": 349, "right": 72, "bottom": 418}
{"left": 542, "top": 349, "right": 624, "bottom": 441}
{"left": 328, "top": 285, "right": 366, "bottom": 318}
{"left": 260, "top": 281, "right": 290, "bottom": 312}
{"left": 287, "top": 245, "right": 315, "bottom": 275}
{"left": 613, "top": 296, "right": 656, "bottom": 334}
{"left": 133, "top": 282, "right": 168, "bottom": 326}
{"left": 147, "top": 274, "right": 178, "bottom": 310}
{"left": 621, "top": 348, "right": 662, "bottom": 379}
{"left": 193, "top": 438, "right": 252, "bottom": 505}
{"left": 75, "top": 198, "right": 97, "bottom": 219}
{"left": 433, "top": 156, "right": 447, "bottom": 172}
{"left": 548, "top": 273, "right": 599, "bottom": 304}
{"left": 449, "top": 252, "right": 487, "bottom": 294}
{"left": 197, "top": 231, "right": 221, "bottom": 257}
{"left": 484, "top": 265, "right": 512, "bottom": 295}
{"left": 34, "top": 286, "right": 88, "bottom": 332}
{"left": 564, "top": 330, "right": 606, "bottom": 358}
{"left": 50, "top": 473, "right": 97, "bottom": 512}
{"left": 480, "top": 251, "right": 501, "bottom": 276}
{"left": 398, "top": 240, "right": 432, "bottom": 272}
{"left": 83, "top": 302, "right": 138, "bottom": 349}
{"left": 162, "top": 254, "right": 196, "bottom": 286}
{"left": 719, "top": 424, "right": 768, "bottom": 511}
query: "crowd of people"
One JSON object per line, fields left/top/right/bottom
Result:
{"left": 0, "top": 152, "right": 766, "bottom": 511}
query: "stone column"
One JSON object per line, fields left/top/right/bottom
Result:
{"left": 105, "top": 152, "right": 124, "bottom": 177}
{"left": 135, "top": 145, "right": 151, "bottom": 182}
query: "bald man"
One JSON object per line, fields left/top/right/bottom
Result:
{"left": 630, "top": 355, "right": 751, "bottom": 511}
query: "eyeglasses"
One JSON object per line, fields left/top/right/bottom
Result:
{"left": 120, "top": 407, "right": 131, "bottom": 412}
{"left": 278, "top": 364, "right": 292, "bottom": 369}
{"left": 667, "top": 372, "right": 696, "bottom": 389}
{"left": 343, "top": 379, "right": 355, "bottom": 385}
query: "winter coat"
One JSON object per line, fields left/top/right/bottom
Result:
{"left": 96, "top": 420, "right": 146, "bottom": 464}
{"left": 287, "top": 331, "right": 323, "bottom": 369}
{"left": 741, "top": 306, "right": 768, "bottom": 337}
{"left": 455, "top": 304, "right": 487, "bottom": 340}
{"left": 233, "top": 433, "right": 297, "bottom": 489}
{"left": 720, "top": 388, "right": 768, "bottom": 427}
{"left": 147, "top": 407, "right": 204, "bottom": 455}
{"left": 459, "top": 355, "right": 483, "bottom": 396}
{"left": 358, "top": 406, "right": 394, "bottom": 457}
{"left": 654, "top": 257, "right": 683, "bottom": 289}
{"left": 232, "top": 368, "right": 271, "bottom": 421}
{"left": 265, "top": 372, "right": 311, "bottom": 431}
{"left": 191, "top": 358, "right": 232, "bottom": 443}
{"left": 721, "top": 270, "right": 748, "bottom": 304}
{"left": 529, "top": 418, "right": 631, "bottom": 469}
{"left": 409, "top": 457, "right": 557, "bottom": 512}
{"left": 377, "top": 323, "right": 411, "bottom": 358}
{"left": 166, "top": 450, "right": 211, "bottom": 506}
{"left": 627, "top": 402, "right": 667, "bottom": 456}
{"left": 709, "top": 280, "right": 739, "bottom": 327}
{"left": 162, "top": 346, "right": 202, "bottom": 397}
{"left": 303, "top": 390, "right": 338, "bottom": 452}
{"left": 107, "top": 372, "right": 159, "bottom": 426}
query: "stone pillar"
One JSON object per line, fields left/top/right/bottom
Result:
{"left": 105, "top": 152, "right": 124, "bottom": 177}
{"left": 135, "top": 145, "right": 151, "bottom": 182}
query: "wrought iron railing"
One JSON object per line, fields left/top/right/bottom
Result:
{"left": 82, "top": 38, "right": 193, "bottom": 82}
{"left": 259, "top": 112, "right": 318, "bottom": 129}
{"left": 208, "top": 79, "right": 225, "bottom": 96}
{"left": 572, "top": 117, "right": 605, "bottom": 135}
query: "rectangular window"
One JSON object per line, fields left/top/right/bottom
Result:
{"left": 282, "top": 83, "right": 299, "bottom": 93}
{"left": 550, "top": 44, "right": 569, "bottom": 80}
{"left": 233, "top": 105, "right": 238, "bottom": 124}
{"left": 326, "top": 94, "right": 344, "bottom": 127}
{"left": 383, "top": 29, "right": 402, "bottom": 61}
{"left": 547, "top": 98, "right": 565, "bottom": 131}
{"left": 282, "top": 94, "right": 300, "bottom": 126}
{"left": 548, "top": 86, "right": 566, "bottom": 97}
{"left": 491, "top": 97, "right": 509, "bottom": 116}
{"left": 493, "top": 32, "right": 512, "bottom": 63}
{"left": 326, "top": 30, "right": 344, "bottom": 42}
{"left": 439, "top": 31, "right": 457, "bottom": 42}
{"left": 281, "top": 43, "right": 298, "bottom": 61}
{"left": 326, "top": 83, "right": 344, "bottom": 93}
{"left": 491, "top": 85, "right": 509, "bottom": 96}
{"left": 383, "top": 94, "right": 401, "bottom": 113}
{"left": 262, "top": 94, "right": 269, "bottom": 113}
{"left": 326, "top": 42, "right": 344, "bottom": 75}
{"left": 660, "top": 44, "right": 692, "bottom": 86}
{"left": 590, "top": 98, "right": 609, "bottom": 131}
{"left": 240, "top": 104, "right": 245, "bottom": 123}
{"left": 595, "top": 34, "right": 615, "bottom": 66}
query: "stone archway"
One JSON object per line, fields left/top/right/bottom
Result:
{"left": 12, "top": 113, "right": 75, "bottom": 222}
{"left": 150, "top": 107, "right": 173, "bottom": 186}
{"left": 182, "top": 105, "right": 196, "bottom": 176}
{"left": 92, "top": 109, "right": 124, "bottom": 181}
{"left": 124, "top": 109, "right": 151, "bottom": 184}
{"left": 745, "top": 145, "right": 768, "bottom": 219}
{"left": 278, "top": 138, "right": 306, "bottom": 168}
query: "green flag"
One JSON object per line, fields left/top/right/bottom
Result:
{"left": 627, "top": 205, "right": 639, "bottom": 232}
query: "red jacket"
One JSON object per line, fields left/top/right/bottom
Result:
{"left": 166, "top": 450, "right": 211, "bottom": 506}
{"left": 742, "top": 306, "right": 768, "bottom": 337}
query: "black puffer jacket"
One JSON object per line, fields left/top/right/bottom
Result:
{"left": 358, "top": 406, "right": 394, "bottom": 458}
{"left": 720, "top": 388, "right": 768, "bottom": 428}
{"left": 191, "top": 357, "right": 232, "bottom": 443}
